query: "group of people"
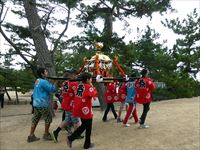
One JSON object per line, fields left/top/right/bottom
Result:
{"left": 27, "top": 67, "right": 155, "bottom": 149}
{"left": 27, "top": 68, "right": 98, "bottom": 149}
{"left": 102, "top": 69, "right": 155, "bottom": 129}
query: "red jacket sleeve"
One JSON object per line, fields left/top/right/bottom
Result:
{"left": 84, "top": 84, "right": 98, "bottom": 98}
{"left": 148, "top": 78, "right": 155, "bottom": 92}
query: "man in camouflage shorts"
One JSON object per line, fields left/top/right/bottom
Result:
{"left": 27, "top": 68, "right": 58, "bottom": 143}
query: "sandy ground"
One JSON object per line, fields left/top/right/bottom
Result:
{"left": 0, "top": 93, "right": 199, "bottom": 150}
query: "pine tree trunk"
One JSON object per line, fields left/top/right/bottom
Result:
{"left": 23, "top": 0, "right": 56, "bottom": 116}
{"left": 95, "top": 83, "right": 106, "bottom": 110}
{"left": 23, "top": 0, "right": 55, "bottom": 73}
{"left": 5, "top": 87, "right": 11, "bottom": 101}
{"left": 14, "top": 86, "right": 19, "bottom": 104}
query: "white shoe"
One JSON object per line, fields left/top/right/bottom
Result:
{"left": 139, "top": 124, "right": 149, "bottom": 129}
{"left": 123, "top": 123, "right": 130, "bottom": 127}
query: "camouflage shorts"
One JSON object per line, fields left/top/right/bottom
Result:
{"left": 32, "top": 107, "right": 52, "bottom": 125}
{"left": 64, "top": 111, "right": 80, "bottom": 125}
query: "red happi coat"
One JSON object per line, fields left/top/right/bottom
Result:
{"left": 73, "top": 83, "right": 98, "bottom": 119}
{"left": 61, "top": 81, "right": 78, "bottom": 112}
{"left": 104, "top": 82, "right": 127, "bottom": 103}
{"left": 104, "top": 83, "right": 118, "bottom": 103}
{"left": 134, "top": 78, "right": 155, "bottom": 104}
{"left": 118, "top": 82, "right": 127, "bottom": 103}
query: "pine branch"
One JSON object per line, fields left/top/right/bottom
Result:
{"left": 0, "top": 3, "right": 9, "bottom": 24}
{"left": 52, "top": 7, "right": 71, "bottom": 53}
{"left": 0, "top": 26, "right": 34, "bottom": 69}
{"left": 43, "top": 7, "right": 55, "bottom": 33}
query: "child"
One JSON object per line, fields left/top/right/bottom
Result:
{"left": 116, "top": 82, "right": 127, "bottom": 123}
{"left": 102, "top": 82, "right": 118, "bottom": 122}
{"left": 135, "top": 69, "right": 155, "bottom": 128}
{"left": 67, "top": 72, "right": 98, "bottom": 149}
{"left": 123, "top": 73, "right": 138, "bottom": 127}
{"left": 51, "top": 70, "right": 82, "bottom": 142}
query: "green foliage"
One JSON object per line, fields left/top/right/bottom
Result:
{"left": 124, "top": 0, "right": 172, "bottom": 17}
{"left": 166, "top": 73, "right": 200, "bottom": 98}
{"left": 152, "top": 8, "right": 200, "bottom": 99}
{"left": 51, "top": 0, "right": 81, "bottom": 8}
{"left": 153, "top": 70, "right": 200, "bottom": 100}
{"left": 153, "top": 88, "right": 177, "bottom": 101}
{"left": 133, "top": 26, "right": 176, "bottom": 75}
{"left": 15, "top": 69, "right": 35, "bottom": 93}
{"left": 162, "top": 8, "right": 200, "bottom": 78}
{"left": 3, "top": 23, "right": 31, "bottom": 39}
{"left": 54, "top": 49, "right": 97, "bottom": 76}
{"left": 0, "top": 67, "right": 35, "bottom": 93}
{"left": 0, "top": 74, "right": 6, "bottom": 86}
{"left": 132, "top": 23, "right": 200, "bottom": 99}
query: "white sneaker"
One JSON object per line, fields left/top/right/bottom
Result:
{"left": 123, "top": 123, "right": 130, "bottom": 127}
{"left": 139, "top": 124, "right": 149, "bottom": 129}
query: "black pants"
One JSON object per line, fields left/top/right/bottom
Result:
{"left": 68, "top": 118, "right": 92, "bottom": 149}
{"left": 102, "top": 103, "right": 117, "bottom": 121}
{"left": 30, "top": 95, "right": 34, "bottom": 113}
{"left": 62, "top": 110, "right": 65, "bottom": 121}
{"left": 140, "top": 102, "right": 150, "bottom": 125}
{"left": 0, "top": 94, "right": 4, "bottom": 108}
